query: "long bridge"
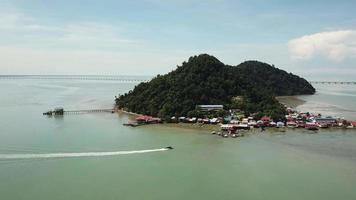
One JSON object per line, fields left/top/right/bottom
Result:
{"left": 1, "top": 75, "right": 354, "bottom": 85}
{"left": 0, "top": 75, "right": 150, "bottom": 82}
{"left": 310, "top": 81, "right": 356, "bottom": 85}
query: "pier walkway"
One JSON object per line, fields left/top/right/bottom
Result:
{"left": 64, "top": 109, "right": 115, "bottom": 114}
{"left": 43, "top": 108, "right": 114, "bottom": 115}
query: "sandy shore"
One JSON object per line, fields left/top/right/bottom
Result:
{"left": 116, "top": 109, "right": 141, "bottom": 119}
{"left": 276, "top": 96, "right": 306, "bottom": 108}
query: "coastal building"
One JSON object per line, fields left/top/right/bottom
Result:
{"left": 178, "top": 117, "right": 186, "bottom": 122}
{"left": 221, "top": 124, "right": 235, "bottom": 131}
{"left": 248, "top": 120, "right": 257, "bottom": 127}
{"left": 202, "top": 118, "right": 210, "bottom": 124}
{"left": 241, "top": 118, "right": 249, "bottom": 124}
{"left": 261, "top": 116, "right": 272, "bottom": 126}
{"left": 230, "top": 120, "right": 240, "bottom": 124}
{"left": 209, "top": 118, "right": 219, "bottom": 124}
{"left": 196, "top": 105, "right": 223, "bottom": 112}
{"left": 314, "top": 117, "right": 337, "bottom": 125}
{"left": 54, "top": 107, "right": 64, "bottom": 115}
{"left": 43, "top": 107, "right": 64, "bottom": 115}
{"left": 186, "top": 117, "right": 197, "bottom": 123}
{"left": 276, "top": 122, "right": 285, "bottom": 127}
{"left": 287, "top": 121, "right": 297, "bottom": 127}
{"left": 350, "top": 122, "right": 356, "bottom": 128}
{"left": 136, "top": 115, "right": 161, "bottom": 124}
{"left": 269, "top": 121, "right": 277, "bottom": 127}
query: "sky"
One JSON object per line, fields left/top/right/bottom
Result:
{"left": 0, "top": 0, "right": 355, "bottom": 81}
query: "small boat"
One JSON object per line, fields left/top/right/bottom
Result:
{"left": 318, "top": 123, "right": 329, "bottom": 128}
{"left": 211, "top": 131, "right": 216, "bottom": 135}
{"left": 276, "top": 122, "right": 285, "bottom": 128}
{"left": 165, "top": 146, "right": 174, "bottom": 150}
{"left": 123, "top": 122, "right": 139, "bottom": 127}
{"left": 230, "top": 134, "right": 237, "bottom": 138}
{"left": 305, "top": 123, "right": 319, "bottom": 131}
{"left": 307, "top": 127, "right": 319, "bottom": 131}
{"left": 222, "top": 133, "right": 229, "bottom": 138}
{"left": 306, "top": 126, "right": 319, "bottom": 130}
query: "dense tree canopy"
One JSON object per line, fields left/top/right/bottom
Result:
{"left": 116, "top": 54, "right": 315, "bottom": 119}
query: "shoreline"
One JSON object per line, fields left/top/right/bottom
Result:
{"left": 276, "top": 95, "right": 306, "bottom": 108}
{"left": 118, "top": 110, "right": 356, "bottom": 133}
{"left": 117, "top": 109, "right": 141, "bottom": 117}
{"left": 116, "top": 102, "right": 356, "bottom": 133}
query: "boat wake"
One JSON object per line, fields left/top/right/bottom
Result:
{"left": 0, "top": 147, "right": 172, "bottom": 160}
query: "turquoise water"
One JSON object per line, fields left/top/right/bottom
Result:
{"left": 1, "top": 78, "right": 356, "bottom": 200}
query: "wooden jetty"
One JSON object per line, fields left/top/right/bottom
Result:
{"left": 43, "top": 108, "right": 114, "bottom": 115}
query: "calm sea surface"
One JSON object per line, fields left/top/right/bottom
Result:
{"left": 0, "top": 78, "right": 356, "bottom": 200}
{"left": 297, "top": 84, "right": 356, "bottom": 121}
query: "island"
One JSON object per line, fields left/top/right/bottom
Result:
{"left": 116, "top": 54, "right": 315, "bottom": 122}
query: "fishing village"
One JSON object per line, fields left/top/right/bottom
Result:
{"left": 121, "top": 104, "right": 356, "bottom": 138}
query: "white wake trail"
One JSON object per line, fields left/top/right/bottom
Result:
{"left": 0, "top": 148, "right": 169, "bottom": 159}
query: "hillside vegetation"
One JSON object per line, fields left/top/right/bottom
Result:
{"left": 116, "top": 54, "right": 315, "bottom": 119}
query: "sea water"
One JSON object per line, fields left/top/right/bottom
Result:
{"left": 0, "top": 77, "right": 356, "bottom": 200}
{"left": 297, "top": 84, "right": 356, "bottom": 120}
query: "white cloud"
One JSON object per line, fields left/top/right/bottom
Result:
{"left": 0, "top": 10, "right": 155, "bottom": 74}
{"left": 0, "top": 11, "right": 138, "bottom": 50}
{"left": 288, "top": 30, "right": 356, "bottom": 62}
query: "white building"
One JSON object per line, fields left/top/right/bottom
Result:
{"left": 196, "top": 105, "right": 224, "bottom": 111}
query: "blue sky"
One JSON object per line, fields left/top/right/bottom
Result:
{"left": 0, "top": 0, "right": 355, "bottom": 80}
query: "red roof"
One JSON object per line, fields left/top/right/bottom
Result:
{"left": 261, "top": 116, "right": 272, "bottom": 121}
{"left": 351, "top": 122, "right": 356, "bottom": 126}
{"left": 136, "top": 115, "right": 161, "bottom": 123}
{"left": 136, "top": 115, "right": 152, "bottom": 121}
{"left": 305, "top": 123, "right": 318, "bottom": 128}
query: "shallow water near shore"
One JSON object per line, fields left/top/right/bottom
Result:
{"left": 297, "top": 84, "right": 356, "bottom": 120}
{"left": 1, "top": 78, "right": 356, "bottom": 200}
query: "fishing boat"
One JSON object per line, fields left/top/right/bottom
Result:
{"left": 318, "top": 123, "right": 329, "bottom": 128}
{"left": 123, "top": 122, "right": 139, "bottom": 127}
{"left": 305, "top": 123, "right": 319, "bottom": 131}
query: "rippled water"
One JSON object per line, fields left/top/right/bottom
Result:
{"left": 0, "top": 78, "right": 356, "bottom": 200}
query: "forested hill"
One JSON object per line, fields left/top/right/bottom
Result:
{"left": 116, "top": 54, "right": 315, "bottom": 118}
